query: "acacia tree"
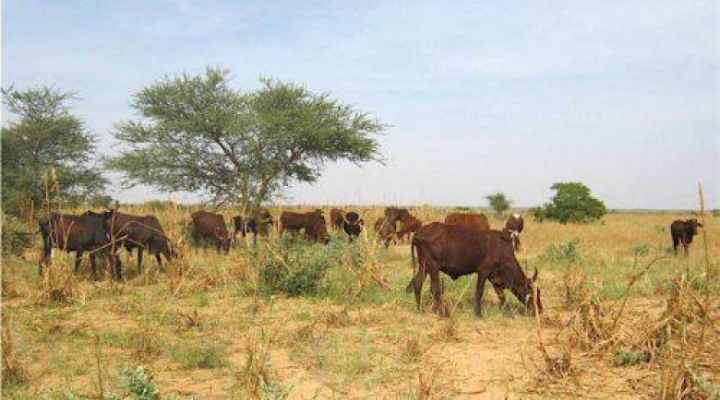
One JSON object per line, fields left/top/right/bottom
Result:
{"left": 1, "top": 86, "right": 108, "bottom": 216}
{"left": 107, "top": 68, "right": 385, "bottom": 211}
{"left": 533, "top": 182, "right": 606, "bottom": 223}
{"left": 486, "top": 192, "right": 511, "bottom": 216}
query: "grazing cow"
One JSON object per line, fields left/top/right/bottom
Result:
{"left": 232, "top": 209, "right": 273, "bottom": 239}
{"left": 385, "top": 207, "right": 411, "bottom": 227}
{"left": 38, "top": 212, "right": 120, "bottom": 280}
{"left": 100, "top": 212, "right": 175, "bottom": 274}
{"left": 671, "top": 219, "right": 703, "bottom": 255}
{"left": 342, "top": 211, "right": 364, "bottom": 240}
{"left": 505, "top": 213, "right": 525, "bottom": 251}
{"left": 191, "top": 211, "right": 230, "bottom": 254}
{"left": 444, "top": 212, "right": 490, "bottom": 232}
{"left": 330, "top": 208, "right": 345, "bottom": 230}
{"left": 280, "top": 211, "right": 331, "bottom": 244}
{"left": 374, "top": 216, "right": 396, "bottom": 247}
{"left": 397, "top": 215, "right": 422, "bottom": 243}
{"left": 407, "top": 222, "right": 542, "bottom": 317}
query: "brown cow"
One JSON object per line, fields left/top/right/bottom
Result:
{"left": 407, "top": 222, "right": 541, "bottom": 317}
{"left": 280, "top": 211, "right": 330, "bottom": 244}
{"left": 397, "top": 215, "right": 422, "bottom": 243}
{"left": 38, "top": 211, "right": 120, "bottom": 280}
{"left": 233, "top": 209, "right": 273, "bottom": 239}
{"left": 96, "top": 211, "right": 175, "bottom": 274}
{"left": 671, "top": 219, "right": 703, "bottom": 255}
{"left": 505, "top": 213, "right": 525, "bottom": 251}
{"left": 329, "top": 208, "right": 345, "bottom": 230}
{"left": 444, "top": 212, "right": 490, "bottom": 232}
{"left": 385, "top": 207, "right": 411, "bottom": 226}
{"left": 191, "top": 211, "right": 230, "bottom": 254}
{"left": 374, "top": 216, "right": 396, "bottom": 247}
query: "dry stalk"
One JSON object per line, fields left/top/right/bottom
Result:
{"left": 2, "top": 323, "right": 28, "bottom": 386}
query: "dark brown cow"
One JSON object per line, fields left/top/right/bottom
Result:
{"left": 330, "top": 208, "right": 345, "bottom": 230}
{"left": 342, "top": 211, "right": 364, "bottom": 241}
{"left": 671, "top": 219, "right": 703, "bottom": 255}
{"left": 397, "top": 215, "right": 422, "bottom": 243}
{"left": 191, "top": 211, "right": 230, "bottom": 254}
{"left": 385, "top": 207, "right": 411, "bottom": 226}
{"left": 38, "top": 212, "right": 120, "bottom": 280}
{"left": 280, "top": 211, "right": 330, "bottom": 244}
{"left": 505, "top": 213, "right": 525, "bottom": 251}
{"left": 444, "top": 212, "right": 490, "bottom": 232}
{"left": 374, "top": 216, "right": 396, "bottom": 247}
{"left": 233, "top": 209, "right": 273, "bottom": 239}
{"left": 407, "top": 222, "right": 541, "bottom": 317}
{"left": 104, "top": 212, "right": 175, "bottom": 273}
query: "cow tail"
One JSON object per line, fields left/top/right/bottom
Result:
{"left": 406, "top": 240, "right": 417, "bottom": 293}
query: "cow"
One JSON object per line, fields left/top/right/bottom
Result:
{"left": 190, "top": 211, "right": 231, "bottom": 254}
{"left": 232, "top": 209, "right": 273, "bottom": 240}
{"left": 385, "top": 207, "right": 411, "bottom": 227}
{"left": 397, "top": 215, "right": 422, "bottom": 243}
{"left": 280, "top": 211, "right": 331, "bottom": 244}
{"left": 374, "top": 216, "right": 396, "bottom": 247}
{"left": 444, "top": 212, "right": 490, "bottom": 232}
{"left": 671, "top": 219, "right": 703, "bottom": 255}
{"left": 505, "top": 213, "right": 525, "bottom": 251}
{"left": 406, "top": 222, "right": 542, "bottom": 317}
{"left": 342, "top": 211, "right": 364, "bottom": 241}
{"left": 99, "top": 212, "right": 175, "bottom": 274}
{"left": 38, "top": 211, "right": 120, "bottom": 280}
{"left": 330, "top": 208, "right": 345, "bottom": 230}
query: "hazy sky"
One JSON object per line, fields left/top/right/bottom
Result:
{"left": 4, "top": 0, "right": 719, "bottom": 209}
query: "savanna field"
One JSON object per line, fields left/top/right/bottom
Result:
{"left": 1, "top": 205, "right": 718, "bottom": 399}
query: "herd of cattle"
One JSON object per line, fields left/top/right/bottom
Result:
{"left": 37, "top": 206, "right": 703, "bottom": 316}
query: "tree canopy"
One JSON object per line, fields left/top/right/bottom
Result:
{"left": 486, "top": 192, "right": 511, "bottom": 216}
{"left": 107, "top": 68, "right": 386, "bottom": 211}
{"left": 1, "top": 86, "right": 108, "bottom": 216}
{"left": 533, "top": 182, "right": 606, "bottom": 223}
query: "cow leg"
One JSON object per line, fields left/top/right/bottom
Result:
{"left": 429, "top": 268, "right": 448, "bottom": 317}
{"left": 682, "top": 239, "right": 689, "bottom": 256}
{"left": 88, "top": 252, "right": 99, "bottom": 281}
{"left": 74, "top": 251, "right": 84, "bottom": 275}
{"left": 474, "top": 269, "right": 493, "bottom": 316}
{"left": 155, "top": 253, "right": 164, "bottom": 271}
{"left": 136, "top": 247, "right": 144, "bottom": 275}
{"left": 492, "top": 283, "right": 506, "bottom": 307}
{"left": 113, "top": 254, "right": 123, "bottom": 280}
{"left": 672, "top": 235, "right": 679, "bottom": 255}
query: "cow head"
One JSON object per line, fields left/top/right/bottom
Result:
{"left": 497, "top": 233, "right": 543, "bottom": 314}
{"left": 686, "top": 219, "right": 703, "bottom": 235}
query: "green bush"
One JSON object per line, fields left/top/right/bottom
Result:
{"left": 1, "top": 212, "right": 34, "bottom": 257}
{"left": 259, "top": 234, "right": 360, "bottom": 297}
{"left": 534, "top": 182, "right": 606, "bottom": 223}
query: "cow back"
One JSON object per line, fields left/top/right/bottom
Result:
{"left": 445, "top": 213, "right": 490, "bottom": 232}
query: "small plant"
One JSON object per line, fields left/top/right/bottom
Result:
{"left": 168, "top": 342, "right": 226, "bottom": 369}
{"left": 614, "top": 348, "right": 652, "bottom": 366}
{"left": 544, "top": 238, "right": 582, "bottom": 263}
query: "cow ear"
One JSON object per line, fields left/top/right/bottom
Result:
{"left": 532, "top": 268, "right": 539, "bottom": 282}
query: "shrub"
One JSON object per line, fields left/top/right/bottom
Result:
{"left": 1, "top": 212, "right": 34, "bottom": 257}
{"left": 535, "top": 182, "right": 606, "bottom": 223}
{"left": 259, "top": 235, "right": 351, "bottom": 297}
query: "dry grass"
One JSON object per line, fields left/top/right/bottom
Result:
{"left": 2, "top": 206, "right": 718, "bottom": 399}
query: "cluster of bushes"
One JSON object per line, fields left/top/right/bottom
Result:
{"left": 259, "top": 234, "right": 362, "bottom": 297}
{"left": 1, "top": 212, "right": 34, "bottom": 257}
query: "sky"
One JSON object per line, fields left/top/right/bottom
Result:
{"left": 3, "top": 0, "right": 719, "bottom": 209}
